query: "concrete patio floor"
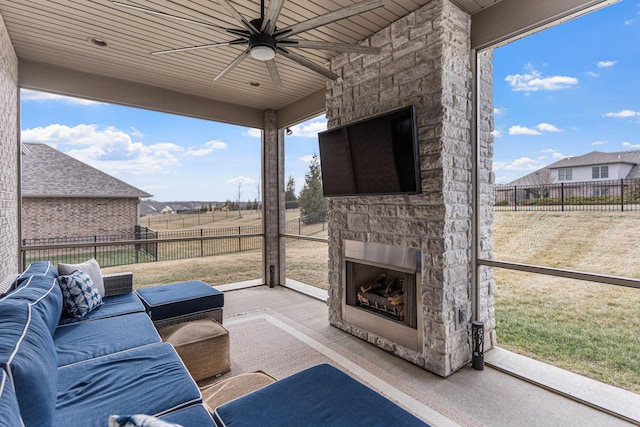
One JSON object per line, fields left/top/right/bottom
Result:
{"left": 217, "top": 283, "right": 639, "bottom": 426}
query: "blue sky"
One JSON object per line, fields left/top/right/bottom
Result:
{"left": 20, "top": 1, "right": 640, "bottom": 199}
{"left": 21, "top": 91, "right": 324, "bottom": 202}
{"left": 492, "top": 0, "right": 640, "bottom": 184}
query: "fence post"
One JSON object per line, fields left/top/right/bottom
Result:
{"left": 200, "top": 228, "right": 204, "bottom": 257}
{"left": 238, "top": 226, "right": 242, "bottom": 252}
{"left": 513, "top": 186, "right": 517, "bottom": 212}
{"left": 561, "top": 183, "right": 565, "bottom": 212}
{"left": 621, "top": 179, "right": 625, "bottom": 212}
{"left": 94, "top": 235, "right": 97, "bottom": 260}
{"left": 299, "top": 217, "right": 302, "bottom": 235}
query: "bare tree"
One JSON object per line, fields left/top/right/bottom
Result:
{"left": 236, "top": 181, "right": 243, "bottom": 218}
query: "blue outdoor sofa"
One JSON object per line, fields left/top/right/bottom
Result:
{"left": 0, "top": 261, "right": 429, "bottom": 427}
{"left": 0, "top": 261, "right": 215, "bottom": 426}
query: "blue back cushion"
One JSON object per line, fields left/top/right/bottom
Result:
{"left": 16, "top": 261, "right": 59, "bottom": 283}
{"left": 0, "top": 299, "right": 58, "bottom": 427}
{"left": 6, "top": 274, "right": 63, "bottom": 334}
{"left": 0, "top": 369, "right": 23, "bottom": 426}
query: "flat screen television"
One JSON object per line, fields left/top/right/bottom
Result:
{"left": 318, "top": 106, "right": 421, "bottom": 197}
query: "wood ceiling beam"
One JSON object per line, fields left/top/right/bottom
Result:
{"left": 471, "top": 0, "right": 619, "bottom": 50}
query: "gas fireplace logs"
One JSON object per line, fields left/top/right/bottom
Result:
{"left": 356, "top": 273, "right": 405, "bottom": 319}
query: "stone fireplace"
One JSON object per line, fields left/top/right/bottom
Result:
{"left": 325, "top": 0, "right": 495, "bottom": 377}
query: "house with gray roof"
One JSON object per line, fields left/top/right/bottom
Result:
{"left": 497, "top": 150, "right": 640, "bottom": 204}
{"left": 21, "top": 142, "right": 152, "bottom": 241}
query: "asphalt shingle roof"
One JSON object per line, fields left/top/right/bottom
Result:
{"left": 549, "top": 150, "right": 640, "bottom": 169}
{"left": 505, "top": 150, "right": 640, "bottom": 186}
{"left": 21, "top": 143, "right": 152, "bottom": 198}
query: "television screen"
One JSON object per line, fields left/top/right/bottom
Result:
{"left": 318, "top": 106, "right": 421, "bottom": 197}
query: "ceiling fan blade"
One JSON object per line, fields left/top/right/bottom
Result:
{"left": 112, "top": 1, "right": 228, "bottom": 34}
{"left": 151, "top": 39, "right": 247, "bottom": 55}
{"left": 275, "top": 0, "right": 384, "bottom": 40}
{"left": 214, "top": 0, "right": 260, "bottom": 34}
{"left": 277, "top": 48, "right": 338, "bottom": 80}
{"left": 261, "top": 0, "right": 285, "bottom": 34}
{"left": 284, "top": 40, "right": 381, "bottom": 54}
{"left": 266, "top": 60, "right": 283, "bottom": 87}
{"left": 214, "top": 48, "right": 251, "bottom": 81}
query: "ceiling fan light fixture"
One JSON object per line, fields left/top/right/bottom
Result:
{"left": 250, "top": 45, "right": 276, "bottom": 61}
{"left": 249, "top": 33, "right": 277, "bottom": 61}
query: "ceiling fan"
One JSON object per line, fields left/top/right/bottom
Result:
{"left": 112, "top": 0, "right": 384, "bottom": 87}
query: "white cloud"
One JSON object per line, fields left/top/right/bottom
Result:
{"left": 586, "top": 71, "right": 599, "bottom": 78}
{"left": 536, "top": 123, "right": 562, "bottom": 132}
{"left": 603, "top": 109, "right": 640, "bottom": 118}
{"left": 226, "top": 176, "right": 256, "bottom": 186}
{"left": 622, "top": 142, "right": 640, "bottom": 149}
{"left": 493, "top": 107, "right": 507, "bottom": 115}
{"left": 298, "top": 155, "right": 315, "bottom": 163}
{"left": 244, "top": 128, "right": 262, "bottom": 138}
{"left": 130, "top": 127, "right": 144, "bottom": 138}
{"left": 508, "top": 125, "right": 541, "bottom": 135}
{"left": 597, "top": 60, "right": 617, "bottom": 68}
{"left": 494, "top": 157, "right": 545, "bottom": 171}
{"left": 21, "top": 123, "right": 181, "bottom": 174}
{"left": 492, "top": 129, "right": 503, "bottom": 138}
{"left": 288, "top": 119, "right": 328, "bottom": 137}
{"left": 505, "top": 65, "right": 578, "bottom": 92}
{"left": 20, "top": 89, "right": 103, "bottom": 106}
{"left": 184, "top": 139, "right": 227, "bottom": 156}
{"left": 592, "top": 140, "right": 607, "bottom": 146}
{"left": 541, "top": 149, "right": 568, "bottom": 159}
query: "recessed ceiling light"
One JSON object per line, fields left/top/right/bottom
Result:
{"left": 89, "top": 37, "right": 108, "bottom": 47}
{"left": 249, "top": 81, "right": 260, "bottom": 87}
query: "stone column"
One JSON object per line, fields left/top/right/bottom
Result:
{"left": 262, "top": 110, "right": 285, "bottom": 286}
{"left": 325, "top": 0, "right": 493, "bottom": 377}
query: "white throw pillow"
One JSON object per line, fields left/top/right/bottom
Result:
{"left": 58, "top": 258, "right": 105, "bottom": 297}
{"left": 108, "top": 414, "right": 183, "bottom": 427}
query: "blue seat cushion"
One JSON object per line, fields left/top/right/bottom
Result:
{"left": 54, "top": 312, "right": 162, "bottom": 366}
{"left": 136, "top": 281, "right": 223, "bottom": 321}
{"left": 58, "top": 292, "right": 145, "bottom": 325}
{"left": 0, "top": 299, "right": 58, "bottom": 427}
{"left": 159, "top": 404, "right": 215, "bottom": 426}
{"left": 0, "top": 369, "right": 23, "bottom": 427}
{"left": 213, "top": 364, "right": 429, "bottom": 427}
{"left": 5, "top": 274, "right": 62, "bottom": 335}
{"left": 56, "top": 343, "right": 201, "bottom": 427}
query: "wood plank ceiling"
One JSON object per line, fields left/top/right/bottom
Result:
{"left": 0, "top": 0, "right": 500, "bottom": 120}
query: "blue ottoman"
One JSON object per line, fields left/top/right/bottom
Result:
{"left": 212, "top": 364, "right": 429, "bottom": 426}
{"left": 136, "top": 280, "right": 224, "bottom": 327}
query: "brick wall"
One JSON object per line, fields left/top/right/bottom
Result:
{"left": 326, "top": 0, "right": 494, "bottom": 377}
{"left": 0, "top": 13, "right": 19, "bottom": 278}
{"left": 21, "top": 198, "right": 140, "bottom": 240}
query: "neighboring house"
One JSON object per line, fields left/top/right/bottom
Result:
{"left": 497, "top": 150, "right": 640, "bottom": 203}
{"left": 21, "top": 143, "right": 152, "bottom": 241}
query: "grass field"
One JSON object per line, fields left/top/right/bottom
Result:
{"left": 104, "top": 208, "right": 640, "bottom": 393}
{"left": 492, "top": 210, "right": 640, "bottom": 393}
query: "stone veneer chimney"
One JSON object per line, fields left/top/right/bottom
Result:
{"left": 326, "top": 0, "right": 495, "bottom": 377}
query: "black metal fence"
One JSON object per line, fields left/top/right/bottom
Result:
{"left": 20, "top": 211, "right": 327, "bottom": 269}
{"left": 494, "top": 178, "right": 640, "bottom": 211}
{"left": 21, "top": 225, "right": 264, "bottom": 269}
{"left": 283, "top": 211, "right": 327, "bottom": 235}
